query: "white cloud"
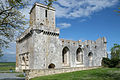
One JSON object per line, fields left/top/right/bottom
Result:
{"left": 53, "top": 0, "right": 118, "bottom": 18}
{"left": 19, "top": 0, "right": 118, "bottom": 20}
{"left": 80, "top": 19, "right": 87, "bottom": 22}
{"left": 57, "top": 23, "right": 71, "bottom": 29}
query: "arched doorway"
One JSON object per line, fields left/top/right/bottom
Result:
{"left": 76, "top": 48, "right": 83, "bottom": 63}
{"left": 62, "top": 47, "right": 70, "bottom": 66}
{"left": 48, "top": 63, "right": 55, "bottom": 69}
{"left": 88, "top": 52, "right": 93, "bottom": 67}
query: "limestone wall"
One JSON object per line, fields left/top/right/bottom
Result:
{"left": 16, "top": 28, "right": 34, "bottom": 71}
{"left": 83, "top": 38, "right": 107, "bottom": 67}
{"left": 60, "top": 37, "right": 107, "bottom": 68}
{"left": 16, "top": 2, "right": 107, "bottom": 72}
{"left": 60, "top": 39, "right": 84, "bottom": 68}
{"left": 30, "top": 3, "right": 55, "bottom": 28}
{"left": 32, "top": 25, "right": 62, "bottom": 69}
{"left": 24, "top": 67, "right": 100, "bottom": 80}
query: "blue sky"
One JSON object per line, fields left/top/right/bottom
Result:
{"left": 1, "top": 0, "right": 120, "bottom": 62}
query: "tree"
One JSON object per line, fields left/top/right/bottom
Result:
{"left": 0, "top": 0, "right": 28, "bottom": 55}
{"left": 111, "top": 44, "right": 120, "bottom": 59}
{"left": 44, "top": 0, "right": 57, "bottom": 6}
{"left": 0, "top": 0, "right": 57, "bottom": 56}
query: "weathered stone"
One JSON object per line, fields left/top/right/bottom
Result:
{"left": 24, "top": 67, "right": 100, "bottom": 80}
{"left": 16, "top": 2, "right": 107, "bottom": 77}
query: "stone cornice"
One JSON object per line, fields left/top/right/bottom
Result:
{"left": 16, "top": 28, "right": 59, "bottom": 43}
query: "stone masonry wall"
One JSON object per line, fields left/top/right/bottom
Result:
{"left": 60, "top": 37, "right": 107, "bottom": 68}
{"left": 16, "top": 3, "right": 107, "bottom": 73}
{"left": 16, "top": 27, "right": 35, "bottom": 71}
{"left": 24, "top": 67, "right": 100, "bottom": 80}
{"left": 32, "top": 25, "right": 62, "bottom": 69}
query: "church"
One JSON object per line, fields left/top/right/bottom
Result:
{"left": 16, "top": 3, "right": 107, "bottom": 72}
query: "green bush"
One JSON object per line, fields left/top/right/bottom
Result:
{"left": 109, "top": 58, "right": 120, "bottom": 68}
{"left": 102, "top": 58, "right": 110, "bottom": 67}
{"left": 115, "top": 61, "right": 120, "bottom": 68}
{"left": 102, "top": 57, "right": 120, "bottom": 68}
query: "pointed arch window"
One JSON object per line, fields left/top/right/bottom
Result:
{"left": 62, "top": 47, "right": 70, "bottom": 65}
{"left": 76, "top": 48, "right": 83, "bottom": 63}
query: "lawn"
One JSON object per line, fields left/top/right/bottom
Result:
{"left": 31, "top": 68, "right": 120, "bottom": 80}
{"left": 0, "top": 62, "right": 15, "bottom": 71}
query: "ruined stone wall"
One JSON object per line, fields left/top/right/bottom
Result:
{"left": 83, "top": 37, "right": 107, "bottom": 67}
{"left": 24, "top": 67, "right": 100, "bottom": 80}
{"left": 16, "top": 27, "right": 35, "bottom": 71}
{"left": 60, "top": 37, "right": 107, "bottom": 68}
{"left": 16, "top": 3, "right": 107, "bottom": 72}
{"left": 60, "top": 39, "right": 84, "bottom": 68}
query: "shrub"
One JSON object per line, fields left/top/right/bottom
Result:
{"left": 102, "top": 57, "right": 120, "bottom": 68}
{"left": 109, "top": 58, "right": 120, "bottom": 68}
{"left": 102, "top": 58, "right": 110, "bottom": 67}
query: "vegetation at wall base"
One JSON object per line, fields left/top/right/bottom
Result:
{"left": 102, "top": 57, "right": 120, "bottom": 68}
{"left": 102, "top": 44, "right": 120, "bottom": 68}
{"left": 16, "top": 74, "right": 25, "bottom": 77}
{"left": 31, "top": 68, "right": 120, "bottom": 80}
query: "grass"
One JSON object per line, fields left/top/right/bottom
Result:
{"left": 31, "top": 68, "right": 120, "bottom": 80}
{"left": 0, "top": 62, "right": 15, "bottom": 66}
{"left": 16, "top": 74, "right": 25, "bottom": 77}
{"left": 0, "top": 62, "right": 16, "bottom": 72}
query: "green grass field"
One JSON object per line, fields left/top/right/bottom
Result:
{"left": 0, "top": 62, "right": 16, "bottom": 71}
{"left": 31, "top": 68, "right": 120, "bottom": 80}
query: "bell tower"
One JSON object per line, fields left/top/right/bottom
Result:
{"left": 29, "top": 3, "right": 56, "bottom": 28}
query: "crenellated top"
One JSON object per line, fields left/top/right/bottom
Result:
{"left": 16, "top": 25, "right": 60, "bottom": 43}
{"left": 60, "top": 37, "right": 107, "bottom": 48}
{"left": 60, "top": 39, "right": 83, "bottom": 46}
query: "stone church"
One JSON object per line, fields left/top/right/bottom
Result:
{"left": 16, "top": 3, "right": 107, "bottom": 72}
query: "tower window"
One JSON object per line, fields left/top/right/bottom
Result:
{"left": 45, "top": 10, "right": 47, "bottom": 17}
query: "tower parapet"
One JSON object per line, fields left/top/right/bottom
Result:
{"left": 30, "top": 3, "right": 55, "bottom": 28}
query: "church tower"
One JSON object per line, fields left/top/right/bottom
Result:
{"left": 29, "top": 3, "right": 55, "bottom": 28}
{"left": 28, "top": 3, "right": 61, "bottom": 69}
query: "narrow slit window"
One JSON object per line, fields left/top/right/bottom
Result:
{"left": 45, "top": 10, "right": 47, "bottom": 17}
